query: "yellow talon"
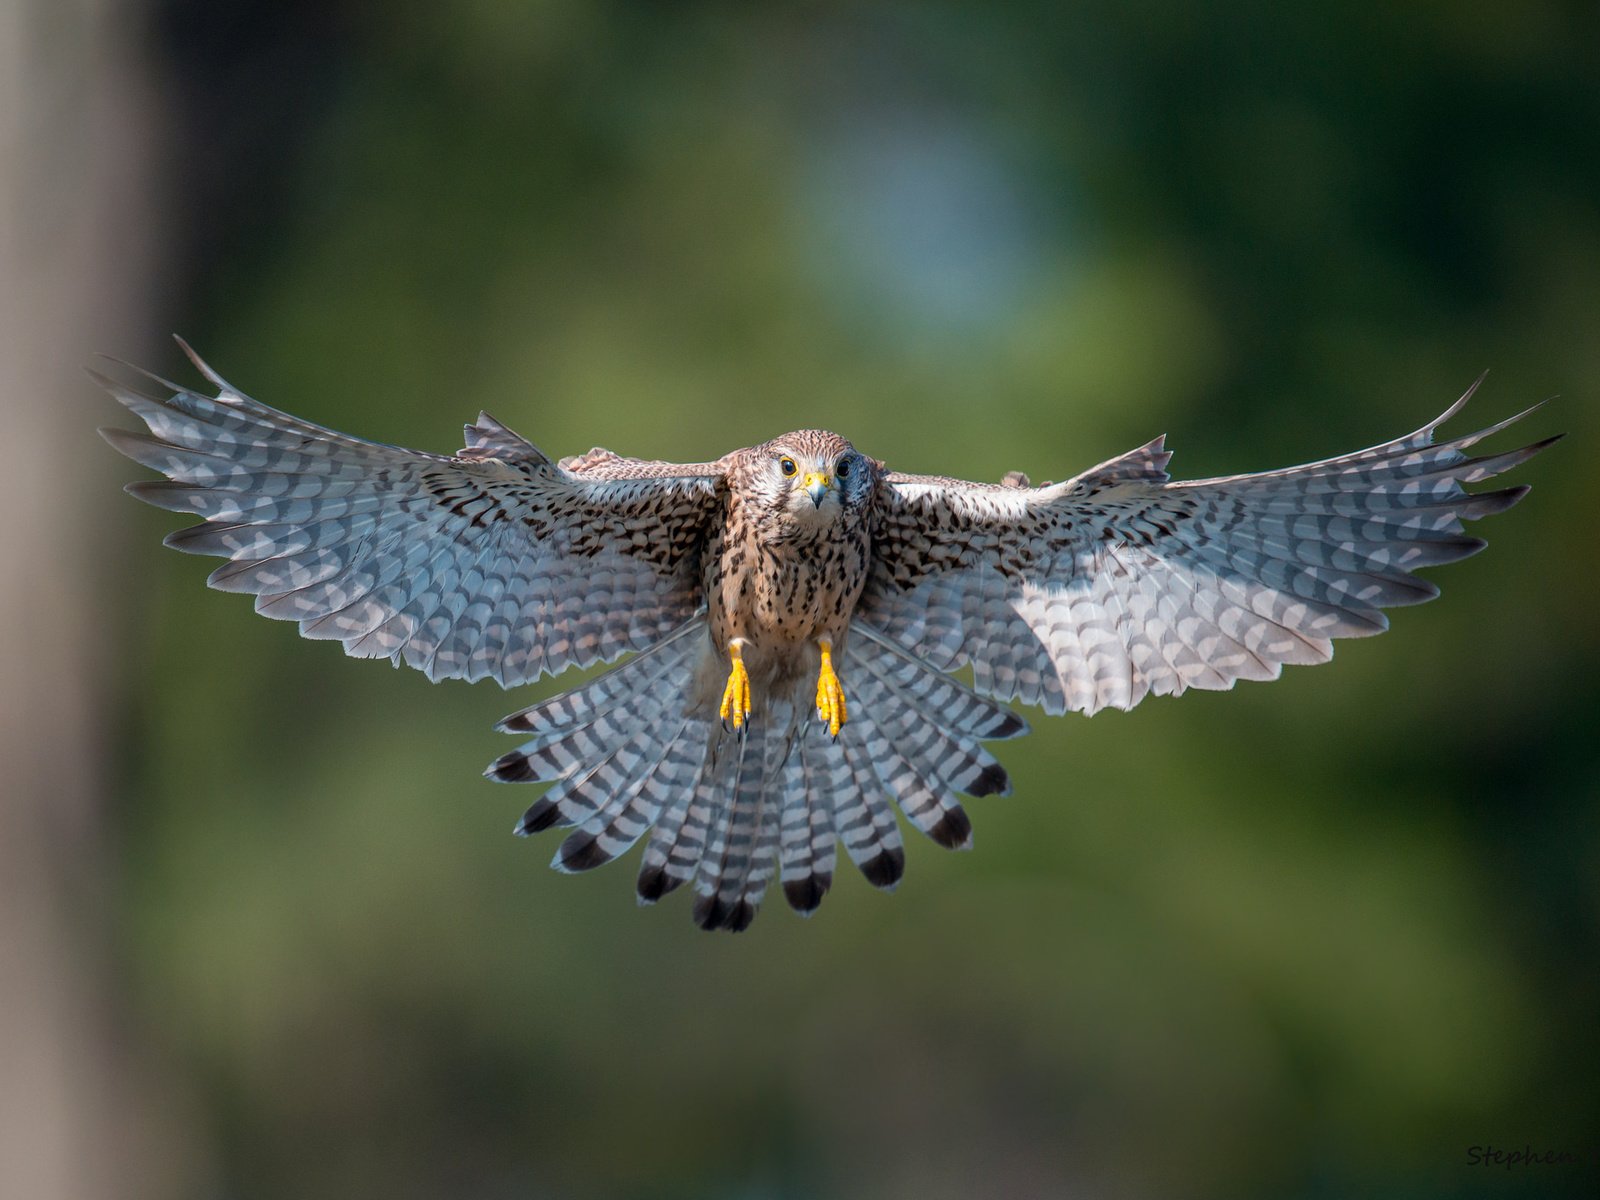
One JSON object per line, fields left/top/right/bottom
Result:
{"left": 719, "top": 639, "right": 752, "bottom": 729}
{"left": 815, "top": 637, "right": 848, "bottom": 738}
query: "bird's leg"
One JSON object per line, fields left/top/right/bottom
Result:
{"left": 814, "top": 636, "right": 848, "bottom": 739}
{"left": 718, "top": 638, "right": 752, "bottom": 731}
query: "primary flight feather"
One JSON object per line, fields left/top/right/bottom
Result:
{"left": 100, "top": 343, "right": 1558, "bottom": 931}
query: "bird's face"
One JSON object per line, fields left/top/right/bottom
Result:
{"left": 751, "top": 430, "right": 873, "bottom": 533}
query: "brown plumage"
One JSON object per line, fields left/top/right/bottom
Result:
{"left": 100, "top": 345, "right": 1558, "bottom": 931}
{"left": 700, "top": 431, "right": 874, "bottom": 730}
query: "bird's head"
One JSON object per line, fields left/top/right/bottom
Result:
{"left": 747, "top": 429, "right": 875, "bottom": 533}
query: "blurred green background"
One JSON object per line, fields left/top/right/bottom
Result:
{"left": 12, "top": 1, "right": 1599, "bottom": 1198}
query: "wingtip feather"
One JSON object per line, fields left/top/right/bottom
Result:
{"left": 172, "top": 335, "right": 232, "bottom": 392}
{"left": 1430, "top": 370, "right": 1490, "bottom": 432}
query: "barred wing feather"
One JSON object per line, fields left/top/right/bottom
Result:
{"left": 98, "top": 345, "right": 723, "bottom": 687}
{"left": 860, "top": 381, "right": 1559, "bottom": 716}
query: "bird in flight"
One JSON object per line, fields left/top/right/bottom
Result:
{"left": 99, "top": 342, "right": 1557, "bottom": 931}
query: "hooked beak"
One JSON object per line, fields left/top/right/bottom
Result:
{"left": 802, "top": 471, "right": 831, "bottom": 508}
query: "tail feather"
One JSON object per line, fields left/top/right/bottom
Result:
{"left": 863, "top": 727, "right": 974, "bottom": 851}
{"left": 692, "top": 721, "right": 774, "bottom": 932}
{"left": 743, "top": 764, "right": 784, "bottom": 919}
{"left": 848, "top": 623, "right": 1027, "bottom": 740}
{"left": 835, "top": 733, "right": 907, "bottom": 891}
{"left": 781, "top": 739, "right": 834, "bottom": 914}
{"left": 850, "top": 664, "right": 1012, "bottom": 802}
{"left": 496, "top": 620, "right": 701, "bottom": 736}
{"left": 487, "top": 657, "right": 690, "bottom": 787}
{"left": 633, "top": 730, "right": 710, "bottom": 902}
{"left": 551, "top": 708, "right": 691, "bottom": 872}
{"left": 489, "top": 617, "right": 1027, "bottom": 931}
{"left": 640, "top": 755, "right": 720, "bottom": 902}
{"left": 499, "top": 686, "right": 668, "bottom": 819}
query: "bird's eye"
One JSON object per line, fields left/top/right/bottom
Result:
{"left": 836, "top": 458, "right": 851, "bottom": 478}
{"left": 779, "top": 457, "right": 797, "bottom": 476}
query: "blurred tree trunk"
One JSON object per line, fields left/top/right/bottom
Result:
{"left": 0, "top": 3, "right": 190, "bottom": 1197}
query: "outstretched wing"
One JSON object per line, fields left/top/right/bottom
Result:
{"left": 859, "top": 381, "right": 1559, "bottom": 715}
{"left": 99, "top": 343, "right": 724, "bottom": 687}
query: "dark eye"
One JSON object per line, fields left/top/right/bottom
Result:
{"left": 836, "top": 458, "right": 851, "bottom": 478}
{"left": 779, "top": 457, "right": 797, "bottom": 476}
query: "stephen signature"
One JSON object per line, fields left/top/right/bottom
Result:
{"left": 1465, "top": 1144, "right": 1590, "bottom": 1170}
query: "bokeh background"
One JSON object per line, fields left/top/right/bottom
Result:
{"left": 4, "top": 2, "right": 1597, "bottom": 1198}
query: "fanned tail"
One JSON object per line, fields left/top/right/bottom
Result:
{"left": 487, "top": 618, "right": 1027, "bottom": 931}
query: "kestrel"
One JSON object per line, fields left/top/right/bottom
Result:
{"left": 100, "top": 343, "right": 1558, "bottom": 931}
